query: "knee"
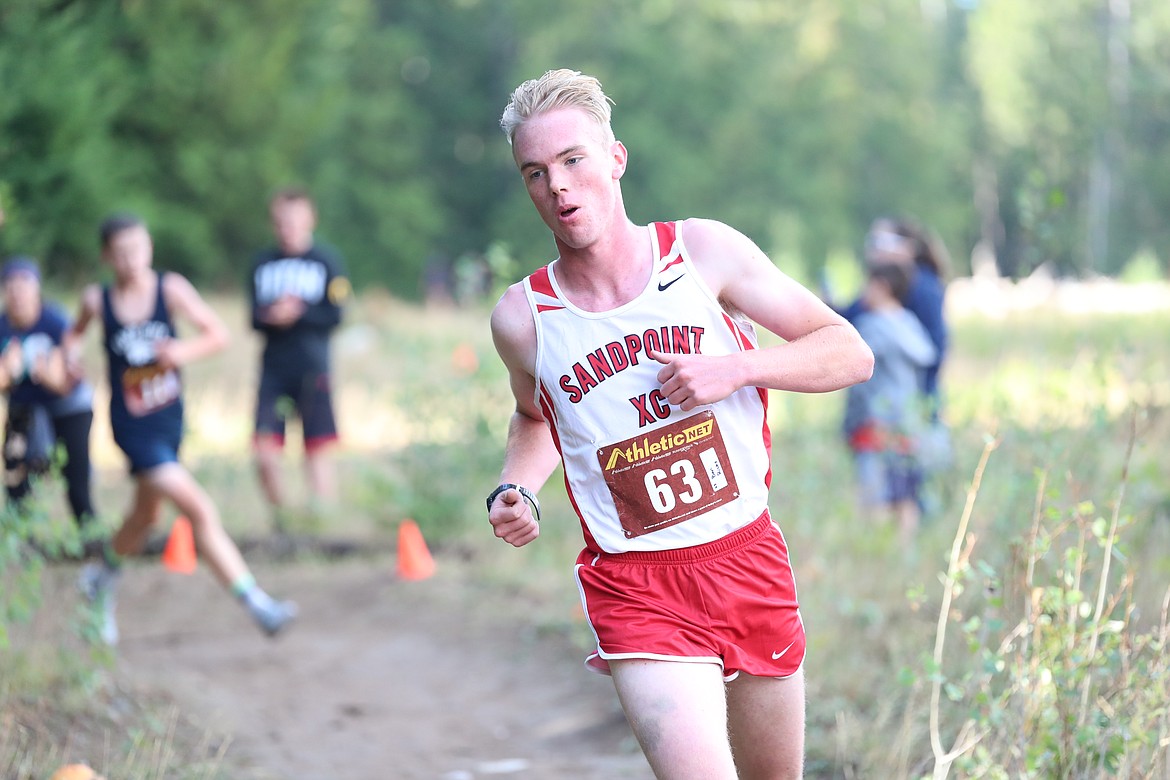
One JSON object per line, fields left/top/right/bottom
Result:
{"left": 255, "top": 446, "right": 281, "bottom": 470}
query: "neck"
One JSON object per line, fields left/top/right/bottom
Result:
{"left": 117, "top": 267, "right": 156, "bottom": 290}
{"left": 281, "top": 239, "right": 312, "bottom": 256}
{"left": 552, "top": 219, "right": 649, "bottom": 311}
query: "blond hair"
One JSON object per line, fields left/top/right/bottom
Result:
{"left": 499, "top": 69, "right": 615, "bottom": 146}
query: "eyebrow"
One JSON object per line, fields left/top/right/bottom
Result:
{"left": 519, "top": 144, "right": 586, "bottom": 172}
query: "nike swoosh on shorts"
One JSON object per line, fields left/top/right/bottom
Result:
{"left": 771, "top": 641, "right": 796, "bottom": 660}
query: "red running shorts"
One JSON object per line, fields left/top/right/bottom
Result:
{"left": 574, "top": 510, "right": 806, "bottom": 681}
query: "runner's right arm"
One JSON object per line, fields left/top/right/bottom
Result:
{"left": 487, "top": 282, "right": 562, "bottom": 548}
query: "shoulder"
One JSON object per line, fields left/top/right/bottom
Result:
{"left": 898, "top": 308, "right": 933, "bottom": 339}
{"left": 42, "top": 301, "right": 69, "bottom": 321}
{"left": 251, "top": 247, "right": 280, "bottom": 267}
{"left": 852, "top": 309, "right": 882, "bottom": 337}
{"left": 910, "top": 265, "right": 945, "bottom": 297}
{"left": 310, "top": 242, "right": 345, "bottom": 269}
{"left": 490, "top": 281, "right": 533, "bottom": 342}
{"left": 676, "top": 218, "right": 764, "bottom": 296}
{"left": 678, "top": 218, "right": 756, "bottom": 261}
{"left": 490, "top": 281, "right": 536, "bottom": 370}
{"left": 856, "top": 311, "right": 905, "bottom": 351}
{"left": 905, "top": 269, "right": 946, "bottom": 325}
{"left": 161, "top": 271, "right": 200, "bottom": 303}
{"left": 40, "top": 303, "right": 70, "bottom": 332}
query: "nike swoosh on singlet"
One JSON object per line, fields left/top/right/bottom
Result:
{"left": 657, "top": 274, "right": 685, "bottom": 292}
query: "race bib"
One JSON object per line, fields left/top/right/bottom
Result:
{"left": 597, "top": 410, "right": 740, "bottom": 538}
{"left": 122, "top": 364, "right": 181, "bottom": 417}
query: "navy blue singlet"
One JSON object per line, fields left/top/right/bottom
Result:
{"left": 102, "top": 274, "right": 185, "bottom": 473}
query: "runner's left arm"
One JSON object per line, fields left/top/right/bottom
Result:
{"left": 155, "top": 273, "right": 230, "bottom": 369}
{"left": 650, "top": 218, "right": 873, "bottom": 411}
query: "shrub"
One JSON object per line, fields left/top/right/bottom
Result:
{"left": 921, "top": 428, "right": 1170, "bottom": 778}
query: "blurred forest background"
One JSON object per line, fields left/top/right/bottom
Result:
{"left": 4, "top": 2, "right": 1170, "bottom": 775}
{"left": 2, "top": 0, "right": 1169, "bottom": 294}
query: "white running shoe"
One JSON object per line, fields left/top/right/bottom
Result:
{"left": 78, "top": 562, "right": 121, "bottom": 646}
{"left": 252, "top": 598, "right": 298, "bottom": 638}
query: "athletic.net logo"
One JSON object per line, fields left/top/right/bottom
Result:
{"left": 597, "top": 410, "right": 740, "bottom": 538}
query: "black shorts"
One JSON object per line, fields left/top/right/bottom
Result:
{"left": 112, "top": 409, "right": 183, "bottom": 475}
{"left": 254, "top": 364, "right": 338, "bottom": 450}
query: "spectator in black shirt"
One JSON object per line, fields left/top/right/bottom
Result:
{"left": 249, "top": 188, "right": 349, "bottom": 532}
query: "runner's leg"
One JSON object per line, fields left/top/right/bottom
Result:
{"left": 143, "top": 462, "right": 297, "bottom": 635}
{"left": 111, "top": 474, "right": 166, "bottom": 557}
{"left": 142, "top": 462, "right": 248, "bottom": 587}
{"left": 725, "top": 669, "right": 806, "bottom": 780}
{"left": 609, "top": 658, "right": 738, "bottom": 780}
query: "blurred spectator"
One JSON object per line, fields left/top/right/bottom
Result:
{"left": 0, "top": 256, "right": 100, "bottom": 554}
{"left": 842, "top": 263, "right": 937, "bottom": 542}
{"left": 249, "top": 188, "right": 349, "bottom": 532}
{"left": 835, "top": 216, "right": 953, "bottom": 482}
{"left": 841, "top": 216, "right": 950, "bottom": 408}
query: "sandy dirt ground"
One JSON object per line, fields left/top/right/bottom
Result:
{"left": 105, "top": 552, "right": 655, "bottom": 780}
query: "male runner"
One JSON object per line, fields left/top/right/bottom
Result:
{"left": 75, "top": 214, "right": 297, "bottom": 644}
{"left": 486, "top": 69, "right": 873, "bottom": 778}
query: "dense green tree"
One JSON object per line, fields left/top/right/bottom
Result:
{"left": 301, "top": 1, "right": 443, "bottom": 292}
{"left": 1117, "top": 0, "right": 1170, "bottom": 272}
{"left": 0, "top": 2, "right": 131, "bottom": 272}
{"left": 966, "top": 0, "right": 1170, "bottom": 276}
{"left": 2, "top": 0, "right": 1169, "bottom": 292}
{"left": 494, "top": 0, "right": 975, "bottom": 280}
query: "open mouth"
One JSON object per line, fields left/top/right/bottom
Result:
{"left": 559, "top": 206, "right": 579, "bottom": 219}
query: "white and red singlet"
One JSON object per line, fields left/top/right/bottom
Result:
{"left": 523, "top": 221, "right": 773, "bottom": 554}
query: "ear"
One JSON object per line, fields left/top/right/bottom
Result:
{"left": 611, "top": 140, "right": 628, "bottom": 181}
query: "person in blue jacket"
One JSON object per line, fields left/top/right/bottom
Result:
{"left": 840, "top": 217, "right": 949, "bottom": 411}
{"left": 836, "top": 217, "right": 953, "bottom": 482}
{"left": 0, "top": 256, "right": 100, "bottom": 554}
{"left": 842, "top": 262, "right": 938, "bottom": 541}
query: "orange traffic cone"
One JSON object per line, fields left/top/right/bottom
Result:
{"left": 162, "top": 516, "right": 197, "bottom": 574}
{"left": 397, "top": 519, "right": 435, "bottom": 581}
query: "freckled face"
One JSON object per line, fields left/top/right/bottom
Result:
{"left": 512, "top": 108, "right": 627, "bottom": 252}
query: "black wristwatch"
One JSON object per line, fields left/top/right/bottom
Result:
{"left": 486, "top": 483, "right": 541, "bottom": 523}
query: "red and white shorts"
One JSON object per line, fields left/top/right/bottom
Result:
{"left": 574, "top": 510, "right": 805, "bottom": 681}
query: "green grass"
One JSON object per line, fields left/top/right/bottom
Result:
{"left": 4, "top": 287, "right": 1170, "bottom": 778}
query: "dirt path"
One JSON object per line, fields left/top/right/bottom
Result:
{"left": 111, "top": 554, "right": 654, "bottom": 779}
